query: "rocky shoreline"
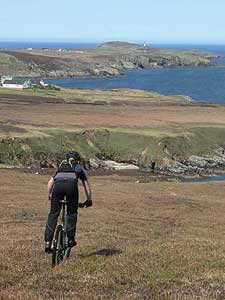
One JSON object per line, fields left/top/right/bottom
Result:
{"left": 2, "top": 145, "right": 225, "bottom": 182}
{"left": 156, "top": 147, "right": 225, "bottom": 176}
{"left": 27, "top": 147, "right": 225, "bottom": 181}
{"left": 81, "top": 147, "right": 225, "bottom": 180}
{"left": 4, "top": 157, "right": 225, "bottom": 183}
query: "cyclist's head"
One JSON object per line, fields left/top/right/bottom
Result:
{"left": 66, "top": 151, "right": 81, "bottom": 164}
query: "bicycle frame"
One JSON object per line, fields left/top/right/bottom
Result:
{"left": 61, "top": 197, "right": 68, "bottom": 246}
{"left": 60, "top": 197, "right": 71, "bottom": 255}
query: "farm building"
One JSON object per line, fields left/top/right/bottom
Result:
{"left": 2, "top": 79, "right": 31, "bottom": 89}
{"left": 0, "top": 75, "right": 13, "bottom": 84}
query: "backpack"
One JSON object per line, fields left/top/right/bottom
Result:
{"left": 57, "top": 159, "right": 74, "bottom": 173}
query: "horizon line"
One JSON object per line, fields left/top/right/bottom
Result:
{"left": 1, "top": 39, "right": 225, "bottom": 45}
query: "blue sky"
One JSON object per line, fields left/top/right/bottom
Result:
{"left": 0, "top": 0, "right": 225, "bottom": 43}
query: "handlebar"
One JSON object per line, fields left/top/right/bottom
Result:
{"left": 79, "top": 200, "right": 93, "bottom": 208}
{"left": 48, "top": 196, "right": 92, "bottom": 208}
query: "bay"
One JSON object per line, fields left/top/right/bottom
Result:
{"left": 46, "top": 44, "right": 225, "bottom": 104}
{"left": 181, "top": 173, "right": 225, "bottom": 183}
{"left": 47, "top": 66, "right": 225, "bottom": 104}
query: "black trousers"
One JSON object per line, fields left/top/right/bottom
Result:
{"left": 45, "top": 180, "right": 79, "bottom": 242}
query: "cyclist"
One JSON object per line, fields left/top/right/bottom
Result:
{"left": 44, "top": 151, "right": 93, "bottom": 253}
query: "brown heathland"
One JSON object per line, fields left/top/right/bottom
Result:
{"left": 0, "top": 89, "right": 225, "bottom": 135}
{"left": 1, "top": 169, "right": 225, "bottom": 300}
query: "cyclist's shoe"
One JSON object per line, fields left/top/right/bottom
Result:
{"left": 45, "top": 241, "right": 52, "bottom": 254}
{"left": 68, "top": 240, "right": 77, "bottom": 248}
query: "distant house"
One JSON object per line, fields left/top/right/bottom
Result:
{"left": 2, "top": 79, "right": 31, "bottom": 89}
{"left": 30, "top": 78, "right": 41, "bottom": 87}
{"left": 1, "top": 75, "right": 13, "bottom": 84}
{"left": 40, "top": 80, "right": 49, "bottom": 87}
{"left": 30, "top": 79, "right": 49, "bottom": 88}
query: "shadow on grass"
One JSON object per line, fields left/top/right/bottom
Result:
{"left": 80, "top": 248, "right": 122, "bottom": 258}
{"left": 0, "top": 264, "right": 9, "bottom": 271}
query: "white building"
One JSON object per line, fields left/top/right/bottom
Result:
{"left": 1, "top": 75, "right": 13, "bottom": 84}
{"left": 2, "top": 79, "right": 31, "bottom": 89}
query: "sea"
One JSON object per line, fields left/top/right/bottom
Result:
{"left": 1, "top": 41, "right": 225, "bottom": 104}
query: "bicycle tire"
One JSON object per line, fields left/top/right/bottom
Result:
{"left": 52, "top": 225, "right": 64, "bottom": 267}
{"left": 65, "top": 247, "right": 71, "bottom": 259}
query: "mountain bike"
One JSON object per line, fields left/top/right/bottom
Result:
{"left": 51, "top": 197, "right": 91, "bottom": 268}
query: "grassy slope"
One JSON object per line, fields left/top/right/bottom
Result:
{"left": 0, "top": 88, "right": 186, "bottom": 165}
{"left": 0, "top": 53, "right": 30, "bottom": 74}
{"left": 0, "top": 86, "right": 190, "bottom": 103}
{"left": 1, "top": 170, "right": 225, "bottom": 299}
{"left": 1, "top": 127, "right": 224, "bottom": 166}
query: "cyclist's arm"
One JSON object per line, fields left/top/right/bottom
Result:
{"left": 82, "top": 180, "right": 92, "bottom": 201}
{"left": 77, "top": 165, "right": 93, "bottom": 203}
{"left": 47, "top": 177, "right": 54, "bottom": 196}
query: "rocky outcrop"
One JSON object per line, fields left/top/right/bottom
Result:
{"left": 187, "top": 155, "right": 217, "bottom": 168}
{"left": 186, "top": 149, "right": 225, "bottom": 169}
{"left": 156, "top": 148, "right": 225, "bottom": 176}
{"left": 120, "top": 60, "right": 137, "bottom": 70}
{"left": 157, "top": 158, "right": 206, "bottom": 175}
{"left": 88, "top": 149, "right": 225, "bottom": 175}
{"left": 89, "top": 67, "right": 121, "bottom": 76}
{"left": 90, "top": 158, "right": 139, "bottom": 171}
{"left": 87, "top": 147, "right": 225, "bottom": 175}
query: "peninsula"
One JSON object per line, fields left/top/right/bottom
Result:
{"left": 0, "top": 41, "right": 214, "bottom": 78}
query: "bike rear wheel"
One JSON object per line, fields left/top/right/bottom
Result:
{"left": 52, "top": 225, "right": 64, "bottom": 267}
